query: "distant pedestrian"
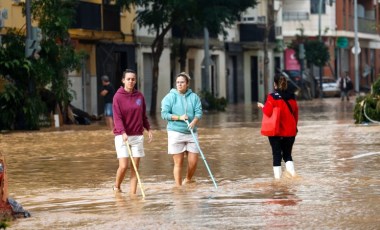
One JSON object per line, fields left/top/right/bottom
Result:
{"left": 161, "top": 72, "right": 203, "bottom": 186}
{"left": 100, "top": 75, "right": 115, "bottom": 130}
{"left": 112, "top": 69, "right": 153, "bottom": 194}
{"left": 337, "top": 71, "right": 353, "bottom": 101}
{"left": 257, "top": 73, "right": 299, "bottom": 179}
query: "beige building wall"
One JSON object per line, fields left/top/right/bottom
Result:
{"left": 1, "top": 1, "right": 25, "bottom": 29}
{"left": 68, "top": 44, "right": 97, "bottom": 114}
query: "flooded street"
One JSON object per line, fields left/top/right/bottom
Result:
{"left": 1, "top": 97, "right": 379, "bottom": 229}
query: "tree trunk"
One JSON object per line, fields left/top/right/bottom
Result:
{"left": 150, "top": 60, "right": 159, "bottom": 116}
{"left": 179, "top": 36, "right": 187, "bottom": 71}
{"left": 149, "top": 30, "right": 166, "bottom": 115}
{"left": 149, "top": 25, "right": 172, "bottom": 115}
{"left": 263, "top": 0, "right": 274, "bottom": 97}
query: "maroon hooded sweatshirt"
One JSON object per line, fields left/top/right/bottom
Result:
{"left": 112, "top": 87, "right": 150, "bottom": 136}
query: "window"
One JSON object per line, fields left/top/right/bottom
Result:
{"left": 310, "top": 0, "right": 326, "bottom": 14}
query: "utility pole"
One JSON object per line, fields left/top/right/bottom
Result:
{"left": 354, "top": 0, "right": 359, "bottom": 93}
{"left": 263, "top": 0, "right": 275, "bottom": 101}
{"left": 318, "top": 0, "right": 323, "bottom": 98}
{"left": 202, "top": 27, "right": 210, "bottom": 92}
{"left": 25, "top": 0, "right": 32, "bottom": 57}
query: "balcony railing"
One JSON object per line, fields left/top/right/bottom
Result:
{"left": 283, "top": 12, "right": 309, "bottom": 21}
{"left": 351, "top": 17, "right": 378, "bottom": 34}
{"left": 239, "top": 24, "right": 275, "bottom": 42}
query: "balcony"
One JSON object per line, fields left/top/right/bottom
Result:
{"left": 239, "top": 24, "right": 275, "bottom": 42}
{"left": 352, "top": 17, "right": 377, "bottom": 34}
{"left": 171, "top": 25, "right": 218, "bottom": 39}
{"left": 71, "top": 1, "right": 120, "bottom": 32}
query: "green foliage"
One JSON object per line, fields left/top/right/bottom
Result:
{"left": 32, "top": 0, "right": 82, "bottom": 105}
{"left": 372, "top": 76, "right": 380, "bottom": 95}
{"left": 0, "top": 30, "right": 40, "bottom": 130}
{"left": 353, "top": 77, "right": 380, "bottom": 124}
{"left": 289, "top": 31, "right": 330, "bottom": 67}
{"left": 304, "top": 40, "right": 330, "bottom": 67}
{"left": 0, "top": 81, "right": 23, "bottom": 130}
{"left": 117, "top": 0, "right": 257, "bottom": 113}
{"left": 199, "top": 90, "right": 227, "bottom": 111}
{"left": 0, "top": 0, "right": 84, "bottom": 130}
{"left": 0, "top": 219, "right": 10, "bottom": 229}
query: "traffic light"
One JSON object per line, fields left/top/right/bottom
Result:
{"left": 299, "top": 43, "right": 305, "bottom": 60}
{"left": 25, "top": 26, "right": 42, "bottom": 58}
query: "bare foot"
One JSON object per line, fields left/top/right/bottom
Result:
{"left": 113, "top": 186, "right": 122, "bottom": 193}
{"left": 182, "top": 178, "right": 195, "bottom": 185}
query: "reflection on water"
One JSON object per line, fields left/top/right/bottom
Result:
{"left": 1, "top": 98, "right": 379, "bottom": 229}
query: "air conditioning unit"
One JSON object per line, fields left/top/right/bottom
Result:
{"left": 274, "top": 0, "right": 281, "bottom": 11}
{"left": 257, "top": 16, "right": 266, "bottom": 24}
{"left": 241, "top": 17, "right": 256, "bottom": 23}
{"left": 240, "top": 16, "right": 267, "bottom": 24}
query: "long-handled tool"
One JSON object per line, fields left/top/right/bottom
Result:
{"left": 126, "top": 141, "right": 146, "bottom": 198}
{"left": 185, "top": 120, "right": 218, "bottom": 189}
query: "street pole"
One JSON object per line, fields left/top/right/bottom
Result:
{"left": 354, "top": 0, "right": 359, "bottom": 93}
{"left": 203, "top": 27, "right": 210, "bottom": 92}
{"left": 318, "top": 0, "right": 323, "bottom": 98}
{"left": 25, "top": 0, "right": 34, "bottom": 94}
{"left": 25, "top": 0, "right": 32, "bottom": 56}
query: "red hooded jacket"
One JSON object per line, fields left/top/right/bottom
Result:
{"left": 262, "top": 91, "right": 298, "bottom": 137}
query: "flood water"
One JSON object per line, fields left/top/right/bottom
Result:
{"left": 1, "top": 97, "right": 379, "bottom": 229}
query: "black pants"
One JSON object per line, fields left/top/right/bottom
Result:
{"left": 268, "top": 136, "right": 295, "bottom": 166}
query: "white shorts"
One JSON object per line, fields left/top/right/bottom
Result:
{"left": 114, "top": 135, "right": 145, "bottom": 158}
{"left": 167, "top": 131, "right": 199, "bottom": 155}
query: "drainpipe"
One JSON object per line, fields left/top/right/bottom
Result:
{"left": 81, "top": 58, "right": 86, "bottom": 111}
{"left": 203, "top": 27, "right": 210, "bottom": 92}
{"left": 25, "top": 0, "right": 32, "bottom": 55}
{"left": 318, "top": 0, "right": 323, "bottom": 98}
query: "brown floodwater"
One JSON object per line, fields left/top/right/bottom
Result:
{"left": 1, "top": 97, "right": 379, "bottom": 229}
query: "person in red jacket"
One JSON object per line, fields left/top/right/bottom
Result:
{"left": 112, "top": 69, "right": 153, "bottom": 194}
{"left": 257, "top": 73, "right": 298, "bottom": 179}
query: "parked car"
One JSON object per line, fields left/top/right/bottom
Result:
{"left": 321, "top": 77, "right": 340, "bottom": 97}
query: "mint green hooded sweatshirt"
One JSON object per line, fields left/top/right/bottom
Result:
{"left": 161, "top": 88, "right": 202, "bottom": 134}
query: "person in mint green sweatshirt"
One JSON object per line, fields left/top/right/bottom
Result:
{"left": 161, "top": 72, "right": 203, "bottom": 187}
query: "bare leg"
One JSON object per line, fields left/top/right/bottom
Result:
{"left": 105, "top": 116, "right": 114, "bottom": 131}
{"left": 129, "top": 157, "right": 140, "bottom": 194}
{"left": 172, "top": 153, "right": 184, "bottom": 186}
{"left": 185, "top": 152, "right": 198, "bottom": 182}
{"left": 115, "top": 158, "right": 128, "bottom": 190}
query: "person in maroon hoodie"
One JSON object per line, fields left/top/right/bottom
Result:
{"left": 112, "top": 69, "right": 153, "bottom": 194}
{"left": 257, "top": 73, "right": 298, "bottom": 179}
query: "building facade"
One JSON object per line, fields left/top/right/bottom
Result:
{"left": 2, "top": 0, "right": 380, "bottom": 117}
{"left": 282, "top": 0, "right": 380, "bottom": 92}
